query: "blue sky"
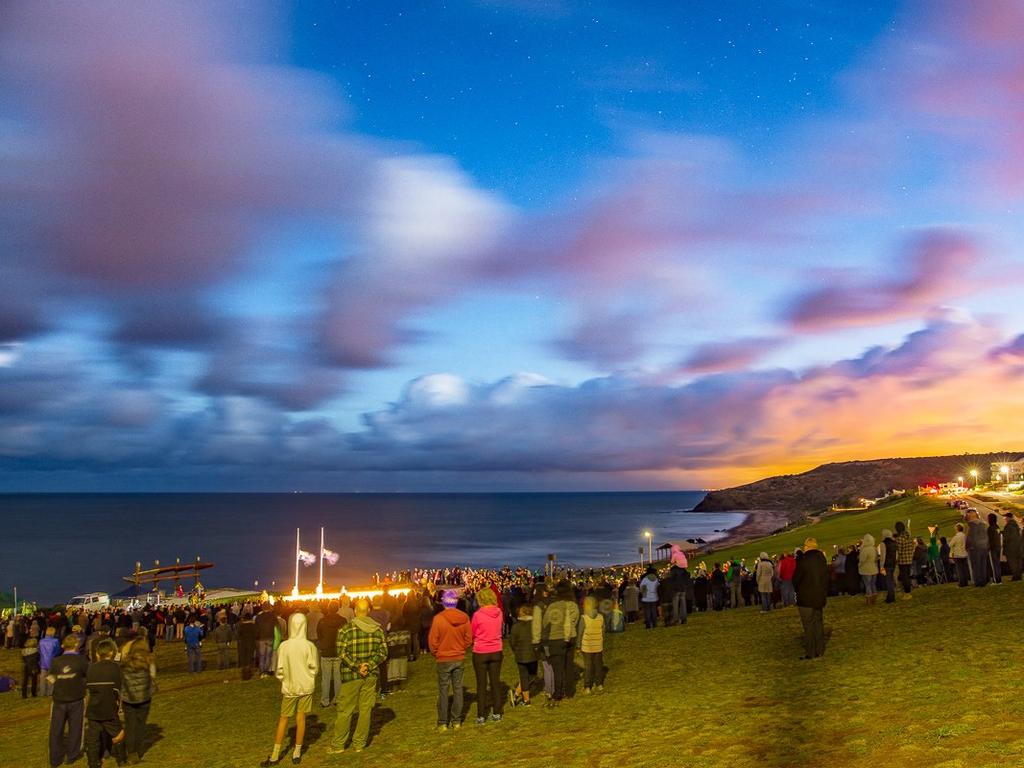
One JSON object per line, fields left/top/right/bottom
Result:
{"left": 1, "top": 1, "right": 1023, "bottom": 491}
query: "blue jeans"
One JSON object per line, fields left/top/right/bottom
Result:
{"left": 862, "top": 574, "right": 877, "bottom": 595}
{"left": 642, "top": 602, "right": 658, "bottom": 629}
{"left": 187, "top": 645, "right": 202, "bottom": 672}
{"left": 759, "top": 592, "right": 772, "bottom": 611}
{"left": 780, "top": 580, "right": 795, "bottom": 606}
{"left": 257, "top": 640, "right": 274, "bottom": 674}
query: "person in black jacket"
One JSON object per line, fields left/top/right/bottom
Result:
{"left": 792, "top": 537, "right": 829, "bottom": 660}
{"left": 1002, "top": 514, "right": 1023, "bottom": 581}
{"left": 317, "top": 601, "right": 346, "bottom": 707}
{"left": 880, "top": 529, "right": 897, "bottom": 603}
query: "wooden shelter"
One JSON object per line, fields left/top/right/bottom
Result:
{"left": 123, "top": 557, "right": 214, "bottom": 595}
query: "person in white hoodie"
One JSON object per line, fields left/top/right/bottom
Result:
{"left": 262, "top": 612, "right": 319, "bottom": 767}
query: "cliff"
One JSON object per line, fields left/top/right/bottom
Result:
{"left": 694, "top": 452, "right": 1021, "bottom": 518}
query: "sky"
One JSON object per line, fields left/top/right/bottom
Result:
{"left": 1, "top": 0, "right": 1023, "bottom": 492}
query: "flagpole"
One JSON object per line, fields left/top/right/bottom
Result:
{"left": 318, "top": 526, "right": 324, "bottom": 595}
{"left": 293, "top": 527, "right": 300, "bottom": 597}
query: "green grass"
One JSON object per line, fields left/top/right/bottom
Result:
{"left": 699, "top": 495, "right": 961, "bottom": 565}
{"left": 3, "top": 497, "right": 1020, "bottom": 768}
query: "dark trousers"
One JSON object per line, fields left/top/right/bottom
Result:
{"left": 471, "top": 651, "right": 503, "bottom": 718}
{"left": 969, "top": 549, "right": 989, "bottom": 586}
{"left": 1007, "top": 554, "right": 1023, "bottom": 581}
{"left": 955, "top": 558, "right": 969, "bottom": 587}
{"left": 798, "top": 606, "right": 825, "bottom": 658}
{"left": 515, "top": 660, "right": 537, "bottom": 694}
{"left": 86, "top": 717, "right": 125, "bottom": 768}
{"left": 216, "top": 643, "right": 231, "bottom": 669}
{"left": 123, "top": 701, "right": 150, "bottom": 756}
{"left": 884, "top": 570, "right": 896, "bottom": 602}
{"left": 672, "top": 592, "right": 688, "bottom": 624}
{"left": 642, "top": 602, "right": 658, "bottom": 629}
{"left": 660, "top": 602, "right": 673, "bottom": 627}
{"left": 897, "top": 563, "right": 913, "bottom": 593}
{"left": 546, "top": 640, "right": 567, "bottom": 700}
{"left": 22, "top": 668, "right": 38, "bottom": 697}
{"left": 989, "top": 553, "right": 1002, "bottom": 584}
{"left": 49, "top": 699, "right": 84, "bottom": 767}
{"left": 435, "top": 660, "right": 464, "bottom": 725}
{"left": 582, "top": 651, "right": 604, "bottom": 688}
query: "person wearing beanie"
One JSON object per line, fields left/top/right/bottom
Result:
{"left": 470, "top": 587, "right": 505, "bottom": 724}
{"left": 428, "top": 590, "right": 472, "bottom": 732}
{"left": 792, "top": 537, "right": 829, "bottom": 659}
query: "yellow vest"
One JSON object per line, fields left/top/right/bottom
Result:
{"left": 579, "top": 613, "right": 604, "bottom": 653}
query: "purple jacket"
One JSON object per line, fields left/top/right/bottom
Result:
{"left": 39, "top": 636, "right": 61, "bottom": 670}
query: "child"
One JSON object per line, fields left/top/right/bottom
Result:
{"left": 21, "top": 637, "right": 40, "bottom": 698}
{"left": 507, "top": 603, "right": 537, "bottom": 706}
{"left": 85, "top": 638, "right": 126, "bottom": 768}
{"left": 49, "top": 634, "right": 89, "bottom": 767}
{"left": 576, "top": 596, "right": 605, "bottom": 694}
{"left": 606, "top": 601, "right": 625, "bottom": 634}
{"left": 262, "top": 612, "right": 318, "bottom": 766}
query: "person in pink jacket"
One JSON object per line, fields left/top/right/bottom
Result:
{"left": 470, "top": 587, "right": 504, "bottom": 725}
{"left": 670, "top": 544, "right": 689, "bottom": 570}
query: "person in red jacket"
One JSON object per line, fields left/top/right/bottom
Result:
{"left": 428, "top": 591, "right": 472, "bottom": 732}
{"left": 778, "top": 552, "right": 797, "bottom": 607}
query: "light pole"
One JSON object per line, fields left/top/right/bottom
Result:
{"left": 644, "top": 530, "right": 653, "bottom": 564}
{"left": 957, "top": 476, "right": 963, "bottom": 490}
{"left": 1003, "top": 466, "right": 1011, "bottom": 487}
{"left": 970, "top": 469, "right": 978, "bottom": 489}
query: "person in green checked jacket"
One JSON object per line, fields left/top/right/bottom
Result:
{"left": 327, "top": 597, "right": 388, "bottom": 754}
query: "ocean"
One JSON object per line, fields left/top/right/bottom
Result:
{"left": 0, "top": 492, "right": 744, "bottom": 604}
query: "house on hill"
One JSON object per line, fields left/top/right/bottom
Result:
{"left": 991, "top": 459, "right": 1024, "bottom": 485}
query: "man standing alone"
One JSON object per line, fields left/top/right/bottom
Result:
{"left": 792, "top": 537, "right": 828, "bottom": 660}
{"left": 327, "top": 598, "right": 388, "bottom": 754}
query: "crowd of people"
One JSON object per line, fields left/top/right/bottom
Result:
{"left": 3, "top": 508, "right": 1020, "bottom": 765}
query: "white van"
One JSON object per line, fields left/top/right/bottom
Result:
{"left": 66, "top": 592, "right": 110, "bottom": 611}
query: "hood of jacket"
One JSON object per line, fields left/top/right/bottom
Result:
{"left": 476, "top": 604, "right": 502, "bottom": 620}
{"left": 439, "top": 607, "right": 469, "bottom": 626}
{"left": 881, "top": 529, "right": 892, "bottom": 540}
{"left": 352, "top": 615, "right": 381, "bottom": 633}
{"left": 288, "top": 612, "right": 307, "bottom": 640}
{"left": 861, "top": 533, "right": 875, "bottom": 548}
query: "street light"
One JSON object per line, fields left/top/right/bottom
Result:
{"left": 957, "top": 476, "right": 963, "bottom": 488}
{"left": 1003, "top": 466, "right": 1011, "bottom": 486}
{"left": 970, "top": 469, "right": 978, "bottom": 489}
{"left": 644, "top": 530, "right": 653, "bottom": 564}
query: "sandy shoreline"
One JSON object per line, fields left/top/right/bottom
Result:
{"left": 699, "top": 509, "right": 791, "bottom": 552}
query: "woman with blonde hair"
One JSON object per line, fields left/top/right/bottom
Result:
{"left": 470, "top": 586, "right": 504, "bottom": 724}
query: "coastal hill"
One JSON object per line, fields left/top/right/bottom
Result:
{"left": 694, "top": 452, "right": 1021, "bottom": 517}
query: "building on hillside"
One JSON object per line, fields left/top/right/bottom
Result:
{"left": 990, "top": 460, "right": 1024, "bottom": 484}
{"left": 937, "top": 481, "right": 965, "bottom": 495}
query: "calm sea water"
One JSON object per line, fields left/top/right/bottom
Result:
{"left": 0, "top": 492, "right": 743, "bottom": 604}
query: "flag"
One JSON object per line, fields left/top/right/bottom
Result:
{"left": 297, "top": 549, "right": 317, "bottom": 567}
{"left": 321, "top": 547, "right": 339, "bottom": 566}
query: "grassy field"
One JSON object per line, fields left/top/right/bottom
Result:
{"left": 4, "top": 496, "right": 1023, "bottom": 768}
{"left": 702, "top": 494, "right": 964, "bottom": 566}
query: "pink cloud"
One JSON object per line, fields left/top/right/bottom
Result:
{"left": 786, "top": 229, "right": 981, "bottom": 332}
